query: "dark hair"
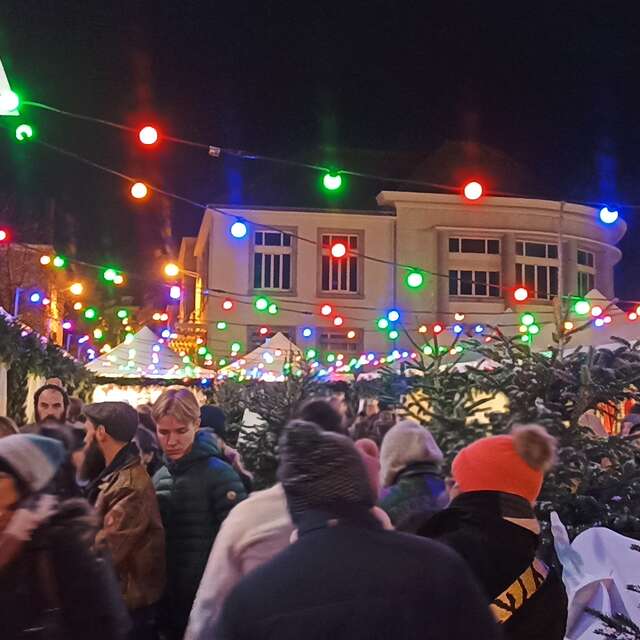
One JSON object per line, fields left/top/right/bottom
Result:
{"left": 629, "top": 423, "right": 640, "bottom": 436}
{"left": 137, "top": 410, "right": 157, "bottom": 434}
{"left": 34, "top": 384, "right": 69, "bottom": 422}
{"left": 630, "top": 404, "right": 640, "bottom": 416}
{"left": 68, "top": 397, "right": 85, "bottom": 423}
{"left": 296, "top": 398, "right": 344, "bottom": 434}
{"left": 135, "top": 425, "right": 159, "bottom": 454}
{"left": 0, "top": 416, "right": 19, "bottom": 438}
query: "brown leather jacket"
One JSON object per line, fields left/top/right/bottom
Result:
{"left": 93, "top": 443, "right": 165, "bottom": 610}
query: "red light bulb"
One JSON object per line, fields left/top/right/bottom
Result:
{"left": 463, "top": 181, "right": 483, "bottom": 201}
{"left": 139, "top": 126, "right": 158, "bottom": 145}
{"left": 514, "top": 287, "right": 529, "bottom": 302}
{"left": 331, "top": 242, "right": 347, "bottom": 258}
{"left": 222, "top": 299, "right": 234, "bottom": 311}
{"left": 320, "top": 304, "right": 333, "bottom": 316}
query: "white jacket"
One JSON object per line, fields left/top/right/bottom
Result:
{"left": 185, "top": 483, "right": 294, "bottom": 640}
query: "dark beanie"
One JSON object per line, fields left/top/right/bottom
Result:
{"left": 84, "top": 402, "right": 139, "bottom": 443}
{"left": 278, "top": 420, "right": 375, "bottom": 525}
{"left": 200, "top": 405, "right": 226, "bottom": 439}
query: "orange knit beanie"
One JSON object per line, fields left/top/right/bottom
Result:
{"left": 451, "top": 425, "right": 556, "bottom": 503}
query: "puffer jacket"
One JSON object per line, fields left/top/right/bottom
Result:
{"left": 153, "top": 430, "right": 247, "bottom": 638}
{"left": 90, "top": 442, "right": 165, "bottom": 610}
{"left": 378, "top": 461, "right": 447, "bottom": 532}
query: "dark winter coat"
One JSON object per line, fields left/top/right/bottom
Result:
{"left": 0, "top": 498, "right": 131, "bottom": 640}
{"left": 418, "top": 491, "right": 568, "bottom": 640}
{"left": 153, "top": 430, "right": 247, "bottom": 638}
{"left": 378, "top": 461, "right": 447, "bottom": 532}
{"left": 216, "top": 506, "right": 501, "bottom": 640}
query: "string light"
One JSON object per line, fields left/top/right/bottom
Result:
{"left": 387, "top": 309, "right": 400, "bottom": 322}
{"left": 347, "top": 330, "right": 356, "bottom": 339}
{"left": 322, "top": 172, "right": 343, "bottom": 191}
{"left": 377, "top": 318, "right": 389, "bottom": 330}
{"left": 255, "top": 297, "right": 269, "bottom": 311}
{"left": 52, "top": 255, "right": 66, "bottom": 268}
{"left": 474, "top": 324, "right": 484, "bottom": 334}
{"left": 164, "top": 262, "right": 180, "bottom": 277}
{"left": 116, "top": 309, "right": 128, "bottom": 319}
{"left": 169, "top": 285, "right": 181, "bottom": 300}
{"left": 139, "top": 126, "right": 159, "bottom": 145}
{"left": 267, "top": 303, "right": 278, "bottom": 315}
{"left": 131, "top": 182, "right": 149, "bottom": 199}
{"left": 222, "top": 299, "right": 234, "bottom": 311}
{"left": 564, "top": 321, "right": 575, "bottom": 330}
{"left": 463, "top": 180, "right": 483, "bottom": 201}
{"left": 216, "top": 321, "right": 228, "bottom": 330}
{"left": 433, "top": 323, "right": 444, "bottom": 334}
{"left": 331, "top": 243, "right": 347, "bottom": 258}
{"left": 73, "top": 301, "right": 83, "bottom": 310}
{"left": 574, "top": 300, "right": 591, "bottom": 315}
{"left": 454, "top": 313, "right": 465, "bottom": 321}
{"left": 333, "top": 316, "right": 344, "bottom": 327}
{"left": 453, "top": 324, "right": 463, "bottom": 334}
{"left": 230, "top": 221, "right": 248, "bottom": 238}
{"left": 302, "top": 327, "right": 313, "bottom": 338}
{"left": 599, "top": 207, "right": 619, "bottom": 224}
{"left": 406, "top": 271, "right": 424, "bottom": 289}
{"left": 514, "top": 287, "right": 529, "bottom": 302}
{"left": 29, "top": 292, "right": 41, "bottom": 303}
{"left": 521, "top": 313, "right": 535, "bottom": 326}
{"left": 103, "top": 268, "right": 117, "bottom": 282}
{"left": 83, "top": 307, "right": 98, "bottom": 320}
{"left": 113, "top": 274, "right": 125, "bottom": 286}
{"left": 259, "top": 326, "right": 269, "bottom": 336}
{"left": 62, "top": 321, "right": 72, "bottom": 330}
{"left": 40, "top": 255, "right": 51, "bottom": 265}
{"left": 15, "top": 124, "right": 33, "bottom": 142}
{"left": 591, "top": 306, "right": 603, "bottom": 317}
{"left": 320, "top": 304, "right": 333, "bottom": 316}
{"left": 69, "top": 282, "right": 84, "bottom": 296}
{"left": 418, "top": 324, "right": 428, "bottom": 333}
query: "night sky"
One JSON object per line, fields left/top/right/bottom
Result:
{"left": 1, "top": 3, "right": 640, "bottom": 302}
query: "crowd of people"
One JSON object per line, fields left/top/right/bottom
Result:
{"left": 0, "top": 380, "right": 576, "bottom": 639}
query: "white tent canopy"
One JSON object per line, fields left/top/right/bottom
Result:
{"left": 87, "top": 326, "right": 213, "bottom": 379}
{"left": 219, "top": 332, "right": 302, "bottom": 381}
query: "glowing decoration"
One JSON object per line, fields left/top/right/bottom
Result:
{"left": 521, "top": 334, "right": 531, "bottom": 343}
{"left": 160, "top": 313, "right": 168, "bottom": 321}
{"left": 636, "top": 305, "right": 640, "bottom": 316}
{"left": 574, "top": 299, "right": 591, "bottom": 315}
{"left": 161, "top": 329, "right": 171, "bottom": 338}
{"left": 628, "top": 313, "right": 638, "bottom": 321}
{"left": 454, "top": 313, "right": 465, "bottom": 321}
{"left": 73, "top": 302, "right": 83, "bottom": 311}
{"left": 326, "top": 354, "right": 336, "bottom": 363}
{"left": 231, "top": 341, "right": 242, "bottom": 352}
{"left": 0, "top": 89, "right": 19, "bottom": 114}
{"left": 255, "top": 297, "right": 269, "bottom": 311}
{"left": 474, "top": 324, "right": 484, "bottom": 334}
{"left": 116, "top": 309, "right": 128, "bottom": 319}
{"left": 320, "top": 304, "right": 333, "bottom": 316}
{"left": 322, "top": 172, "right": 343, "bottom": 191}
{"left": 103, "top": 268, "right": 117, "bottom": 282}
{"left": 198, "top": 346, "right": 208, "bottom": 355}
{"left": 267, "top": 303, "right": 278, "bottom": 315}
{"left": 463, "top": 180, "right": 483, "bottom": 201}
{"left": 222, "top": 299, "right": 234, "bottom": 311}
{"left": 333, "top": 316, "right": 344, "bottom": 327}
{"left": 62, "top": 321, "right": 72, "bottom": 330}
{"left": 216, "top": 321, "right": 227, "bottom": 330}
{"left": 113, "top": 274, "right": 124, "bottom": 285}
{"left": 388, "top": 329, "right": 399, "bottom": 340}
{"left": 164, "top": 262, "right": 180, "bottom": 277}
{"left": 521, "top": 313, "right": 535, "bottom": 327}
{"left": 302, "top": 327, "right": 313, "bottom": 338}
{"left": 347, "top": 330, "right": 356, "bottom": 339}
{"left": 230, "top": 221, "right": 248, "bottom": 238}
{"left": 15, "top": 124, "right": 33, "bottom": 142}
{"left": 377, "top": 318, "right": 389, "bottom": 330}
{"left": 139, "top": 126, "right": 158, "bottom": 145}
{"left": 594, "top": 318, "right": 605, "bottom": 328}
{"left": 528, "top": 324, "right": 540, "bottom": 335}
{"left": 0, "top": 229, "right": 7, "bottom": 242}
{"left": 564, "top": 321, "right": 575, "bottom": 331}
{"left": 603, "top": 315, "right": 612, "bottom": 324}
{"left": 259, "top": 326, "right": 269, "bottom": 336}
{"left": 406, "top": 270, "right": 424, "bottom": 289}
{"left": 423, "top": 345, "right": 433, "bottom": 355}
{"left": 78, "top": 335, "right": 90, "bottom": 344}
{"left": 69, "top": 282, "right": 84, "bottom": 296}
{"left": 514, "top": 287, "right": 529, "bottom": 302}
{"left": 83, "top": 307, "right": 98, "bottom": 320}
{"left": 591, "top": 305, "right": 603, "bottom": 317}
{"left": 418, "top": 324, "right": 428, "bottom": 334}
{"left": 433, "top": 323, "right": 444, "bottom": 335}
{"left": 40, "top": 255, "right": 51, "bottom": 265}
{"left": 387, "top": 309, "right": 400, "bottom": 322}
{"left": 519, "top": 325, "right": 527, "bottom": 333}
{"left": 169, "top": 285, "right": 181, "bottom": 300}
{"left": 331, "top": 242, "right": 347, "bottom": 258}
{"left": 52, "top": 255, "right": 66, "bottom": 268}
{"left": 93, "top": 328, "right": 103, "bottom": 340}
{"left": 131, "top": 182, "right": 148, "bottom": 199}
{"left": 306, "top": 348, "right": 317, "bottom": 360}
{"left": 599, "top": 206, "right": 619, "bottom": 224}
{"left": 29, "top": 292, "right": 41, "bottom": 303}
{"left": 152, "top": 313, "right": 161, "bottom": 321}
{"left": 453, "top": 324, "right": 463, "bottom": 334}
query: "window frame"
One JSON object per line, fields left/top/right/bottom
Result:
{"left": 449, "top": 269, "right": 501, "bottom": 298}
{"left": 577, "top": 248, "right": 596, "bottom": 296}
{"left": 317, "top": 229, "right": 365, "bottom": 298}
{"left": 448, "top": 236, "right": 501, "bottom": 255}
{"left": 515, "top": 239, "right": 560, "bottom": 301}
{"left": 249, "top": 226, "right": 297, "bottom": 296}
{"left": 318, "top": 328, "right": 363, "bottom": 355}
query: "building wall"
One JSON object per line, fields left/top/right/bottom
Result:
{"left": 192, "top": 193, "right": 625, "bottom": 358}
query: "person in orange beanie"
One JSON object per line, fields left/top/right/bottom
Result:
{"left": 417, "top": 424, "right": 568, "bottom": 640}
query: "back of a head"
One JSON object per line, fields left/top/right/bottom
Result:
{"left": 380, "top": 419, "right": 443, "bottom": 487}
{"left": 200, "top": 405, "right": 226, "bottom": 439}
{"left": 278, "top": 420, "right": 374, "bottom": 525}
{"left": 0, "top": 416, "right": 19, "bottom": 438}
{"left": 84, "top": 401, "right": 139, "bottom": 444}
{"left": 68, "top": 397, "right": 85, "bottom": 424}
{"left": 137, "top": 409, "right": 157, "bottom": 434}
{"left": 296, "top": 398, "right": 344, "bottom": 434}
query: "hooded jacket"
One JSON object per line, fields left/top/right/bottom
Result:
{"left": 88, "top": 441, "right": 165, "bottom": 611}
{"left": 418, "top": 491, "right": 568, "bottom": 640}
{"left": 153, "top": 430, "right": 247, "bottom": 637}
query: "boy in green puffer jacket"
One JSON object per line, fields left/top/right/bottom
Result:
{"left": 152, "top": 388, "right": 247, "bottom": 640}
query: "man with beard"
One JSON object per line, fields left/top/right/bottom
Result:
{"left": 82, "top": 402, "right": 165, "bottom": 640}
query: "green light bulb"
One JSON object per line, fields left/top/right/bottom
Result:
{"left": 216, "top": 321, "right": 227, "bottom": 330}
{"left": 326, "top": 353, "right": 336, "bottom": 363}
{"left": 0, "top": 90, "right": 20, "bottom": 114}
{"left": 255, "top": 297, "right": 269, "bottom": 311}
{"left": 198, "top": 346, "right": 207, "bottom": 355}
{"left": 267, "top": 303, "right": 278, "bottom": 315}
{"left": 528, "top": 324, "right": 540, "bottom": 335}
{"left": 377, "top": 318, "right": 389, "bottom": 330}
{"left": 231, "top": 341, "right": 241, "bottom": 352}
{"left": 103, "top": 268, "right": 117, "bottom": 282}
{"left": 52, "top": 255, "right": 66, "bottom": 268}
{"left": 406, "top": 271, "right": 424, "bottom": 289}
{"left": 84, "top": 307, "right": 98, "bottom": 320}
{"left": 574, "top": 300, "right": 591, "bottom": 315}
{"left": 15, "top": 124, "right": 33, "bottom": 142}
{"left": 322, "top": 172, "right": 343, "bottom": 191}
{"left": 521, "top": 313, "right": 535, "bottom": 327}
{"left": 306, "top": 348, "right": 316, "bottom": 360}
{"left": 388, "top": 329, "right": 399, "bottom": 340}
{"left": 116, "top": 309, "right": 128, "bottom": 319}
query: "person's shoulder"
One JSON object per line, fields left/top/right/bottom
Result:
{"left": 152, "top": 465, "right": 170, "bottom": 486}
{"left": 44, "top": 498, "right": 98, "bottom": 545}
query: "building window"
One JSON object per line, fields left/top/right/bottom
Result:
{"left": 449, "top": 270, "right": 501, "bottom": 297}
{"left": 449, "top": 237, "right": 500, "bottom": 254}
{"left": 247, "top": 326, "right": 296, "bottom": 350}
{"left": 320, "top": 233, "right": 360, "bottom": 293}
{"left": 515, "top": 263, "right": 559, "bottom": 300}
{"left": 319, "top": 329, "right": 362, "bottom": 354}
{"left": 577, "top": 249, "right": 595, "bottom": 295}
{"left": 253, "top": 231, "right": 293, "bottom": 291}
{"left": 516, "top": 241, "right": 558, "bottom": 259}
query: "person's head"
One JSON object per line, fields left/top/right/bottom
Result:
{"left": 137, "top": 409, "right": 157, "bottom": 434}
{"left": 200, "top": 405, "right": 226, "bottom": 440}
{"left": 450, "top": 424, "right": 556, "bottom": 504}
{"left": 0, "top": 416, "right": 19, "bottom": 438}
{"left": 34, "top": 384, "right": 69, "bottom": 424}
{"left": 80, "top": 402, "right": 139, "bottom": 481}
{"left": 152, "top": 387, "right": 200, "bottom": 461}
{"left": 0, "top": 434, "right": 65, "bottom": 515}
{"left": 135, "top": 425, "right": 160, "bottom": 469}
{"left": 296, "top": 398, "right": 345, "bottom": 434}
{"left": 379, "top": 419, "right": 443, "bottom": 488}
{"left": 278, "top": 420, "right": 375, "bottom": 527}
{"left": 68, "top": 397, "right": 85, "bottom": 424}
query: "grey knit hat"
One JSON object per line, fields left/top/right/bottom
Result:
{"left": 380, "top": 419, "right": 443, "bottom": 488}
{"left": 84, "top": 402, "right": 139, "bottom": 443}
{"left": 278, "top": 420, "right": 375, "bottom": 524}
{"left": 0, "top": 434, "right": 65, "bottom": 492}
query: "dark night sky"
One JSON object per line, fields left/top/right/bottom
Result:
{"left": 1, "top": 2, "right": 640, "bottom": 302}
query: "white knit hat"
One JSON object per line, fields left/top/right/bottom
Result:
{"left": 0, "top": 434, "right": 65, "bottom": 492}
{"left": 379, "top": 419, "right": 443, "bottom": 488}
